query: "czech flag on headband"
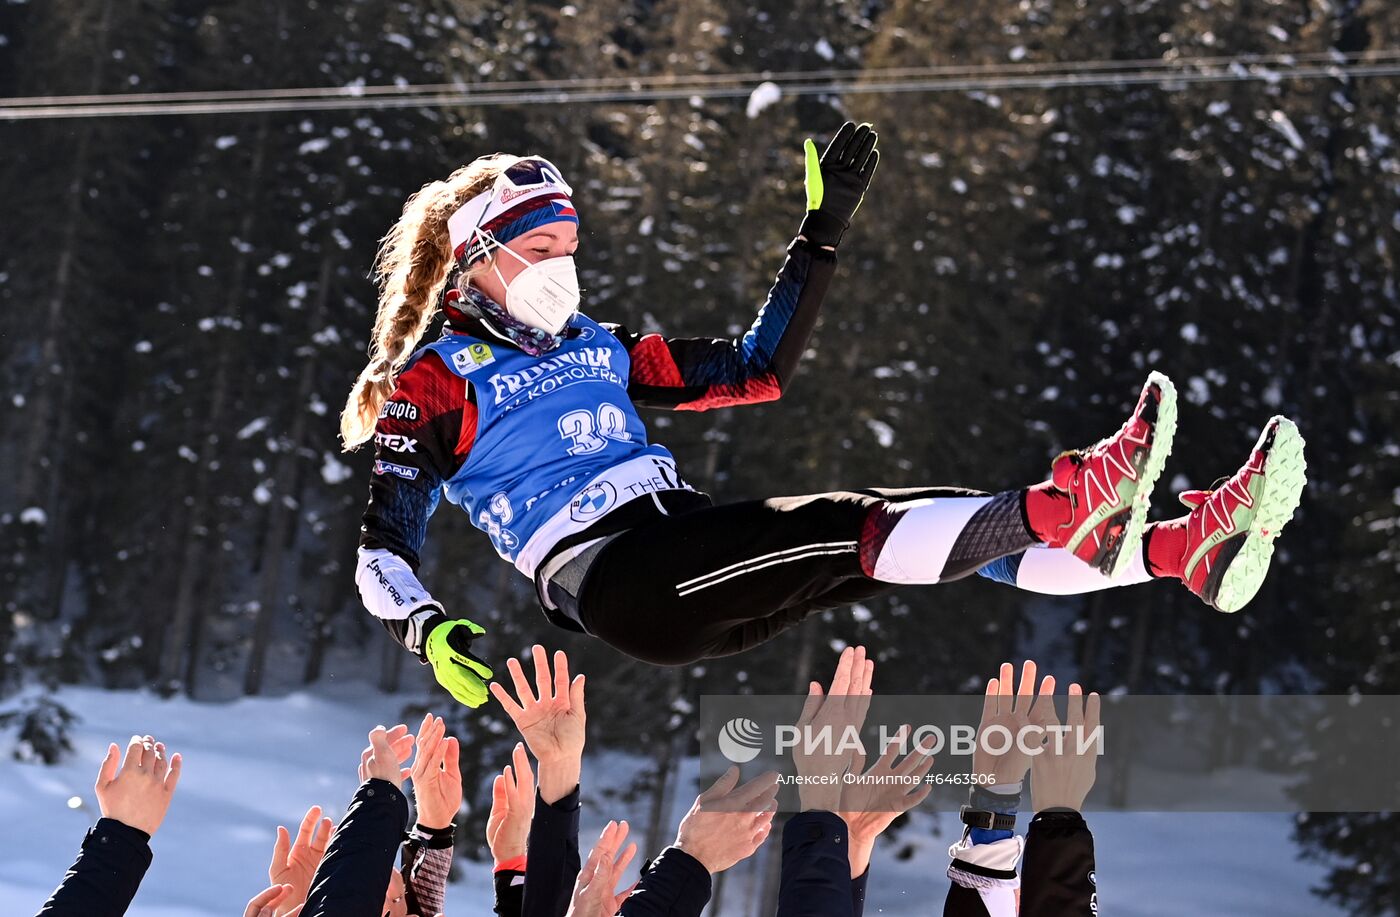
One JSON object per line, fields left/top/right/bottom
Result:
{"left": 551, "top": 200, "right": 578, "bottom": 220}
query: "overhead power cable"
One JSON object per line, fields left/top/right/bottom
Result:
{"left": 2, "top": 51, "right": 1397, "bottom": 120}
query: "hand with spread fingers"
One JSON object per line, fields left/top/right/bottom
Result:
{"left": 798, "top": 120, "right": 881, "bottom": 248}
{"left": 1031, "top": 683, "right": 1102, "bottom": 814}
{"left": 267, "top": 805, "right": 334, "bottom": 917}
{"left": 409, "top": 713, "right": 464, "bottom": 831}
{"left": 94, "top": 734, "right": 183, "bottom": 837}
{"left": 836, "top": 724, "right": 935, "bottom": 879}
{"left": 489, "top": 645, "right": 586, "bottom": 804}
{"left": 486, "top": 742, "right": 535, "bottom": 865}
{"left": 791, "top": 645, "right": 875, "bottom": 813}
{"left": 973, "top": 660, "right": 1056, "bottom": 790}
{"left": 673, "top": 767, "right": 780, "bottom": 875}
{"left": 566, "top": 820, "right": 639, "bottom": 917}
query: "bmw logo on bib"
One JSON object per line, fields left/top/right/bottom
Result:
{"left": 570, "top": 481, "right": 617, "bottom": 521}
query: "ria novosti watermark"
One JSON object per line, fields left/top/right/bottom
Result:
{"left": 720, "top": 716, "right": 1102, "bottom": 766}
{"left": 700, "top": 694, "right": 1400, "bottom": 813}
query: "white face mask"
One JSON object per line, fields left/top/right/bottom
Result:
{"left": 484, "top": 236, "right": 581, "bottom": 335}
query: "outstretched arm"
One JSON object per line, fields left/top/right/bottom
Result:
{"left": 356, "top": 351, "right": 494, "bottom": 709}
{"left": 302, "top": 727, "right": 412, "bottom": 917}
{"left": 38, "top": 737, "right": 182, "bottom": 917}
{"left": 356, "top": 349, "right": 471, "bottom": 656}
{"left": 618, "top": 122, "right": 879, "bottom": 412}
{"left": 611, "top": 239, "right": 837, "bottom": 411}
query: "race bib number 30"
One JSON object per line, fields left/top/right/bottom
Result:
{"left": 557, "top": 403, "right": 632, "bottom": 456}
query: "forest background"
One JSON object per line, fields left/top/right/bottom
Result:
{"left": 1, "top": 0, "right": 1398, "bottom": 912}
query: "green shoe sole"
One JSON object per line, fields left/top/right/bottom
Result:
{"left": 1103, "top": 370, "right": 1178, "bottom": 579}
{"left": 1212, "top": 417, "right": 1308, "bottom": 613}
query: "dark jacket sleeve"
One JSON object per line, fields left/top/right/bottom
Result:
{"left": 1020, "top": 810, "right": 1097, "bottom": 917}
{"left": 619, "top": 846, "right": 712, "bottom": 917}
{"left": 521, "top": 786, "right": 581, "bottom": 917}
{"left": 776, "top": 811, "right": 854, "bottom": 917}
{"left": 852, "top": 866, "right": 869, "bottom": 917}
{"left": 35, "top": 818, "right": 152, "bottom": 917}
{"left": 942, "top": 882, "right": 998, "bottom": 917}
{"left": 495, "top": 868, "right": 526, "bottom": 917}
{"left": 613, "top": 238, "right": 837, "bottom": 411}
{"left": 302, "top": 779, "right": 409, "bottom": 917}
{"left": 359, "top": 350, "right": 472, "bottom": 565}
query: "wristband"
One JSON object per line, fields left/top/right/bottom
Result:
{"left": 407, "top": 822, "right": 456, "bottom": 849}
{"left": 495, "top": 854, "right": 527, "bottom": 873}
{"left": 959, "top": 806, "right": 1017, "bottom": 832}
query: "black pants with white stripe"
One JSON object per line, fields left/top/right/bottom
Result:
{"left": 574, "top": 486, "right": 990, "bottom": 665}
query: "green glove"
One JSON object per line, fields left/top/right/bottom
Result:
{"left": 425, "top": 619, "right": 494, "bottom": 708}
{"left": 799, "top": 120, "right": 881, "bottom": 248}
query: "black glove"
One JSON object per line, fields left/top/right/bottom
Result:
{"left": 797, "top": 120, "right": 880, "bottom": 248}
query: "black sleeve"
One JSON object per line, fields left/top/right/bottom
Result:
{"left": 495, "top": 869, "right": 525, "bottom": 917}
{"left": 520, "top": 786, "right": 581, "bottom": 917}
{"left": 1020, "top": 810, "right": 1097, "bottom": 917}
{"left": 358, "top": 351, "right": 470, "bottom": 566}
{"left": 619, "top": 846, "right": 713, "bottom": 917}
{"left": 942, "top": 883, "right": 998, "bottom": 917}
{"left": 776, "top": 811, "right": 854, "bottom": 917}
{"left": 302, "top": 779, "right": 410, "bottom": 917}
{"left": 611, "top": 238, "right": 837, "bottom": 412}
{"left": 852, "top": 866, "right": 869, "bottom": 917}
{"left": 35, "top": 818, "right": 152, "bottom": 917}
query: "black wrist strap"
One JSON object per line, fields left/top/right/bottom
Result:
{"left": 798, "top": 209, "right": 848, "bottom": 248}
{"left": 405, "top": 822, "right": 456, "bottom": 849}
{"left": 959, "top": 805, "right": 1017, "bottom": 831}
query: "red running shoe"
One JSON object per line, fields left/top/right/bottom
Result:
{"left": 1178, "top": 416, "right": 1307, "bottom": 613}
{"left": 1048, "top": 371, "right": 1178, "bottom": 578}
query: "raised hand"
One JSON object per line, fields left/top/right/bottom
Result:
{"left": 566, "top": 820, "right": 638, "bottom": 917}
{"left": 94, "top": 735, "right": 183, "bottom": 837}
{"left": 791, "top": 645, "right": 874, "bottom": 812}
{"left": 836, "top": 725, "right": 934, "bottom": 879}
{"left": 674, "top": 767, "right": 779, "bottom": 875}
{"left": 409, "top": 713, "right": 463, "bottom": 830}
{"left": 489, "top": 645, "right": 585, "bottom": 803}
{"left": 490, "top": 645, "right": 586, "bottom": 762}
{"left": 486, "top": 743, "right": 535, "bottom": 864}
{"left": 267, "top": 805, "right": 334, "bottom": 917}
{"left": 972, "top": 661, "right": 1055, "bottom": 789}
{"left": 360, "top": 725, "right": 414, "bottom": 790}
{"left": 1030, "top": 683, "right": 1101, "bottom": 813}
{"left": 799, "top": 120, "right": 881, "bottom": 247}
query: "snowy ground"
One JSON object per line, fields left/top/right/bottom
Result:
{"left": 0, "top": 686, "right": 1341, "bottom": 916}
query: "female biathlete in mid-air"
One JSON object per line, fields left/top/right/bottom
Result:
{"left": 341, "top": 122, "right": 1307, "bottom": 707}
